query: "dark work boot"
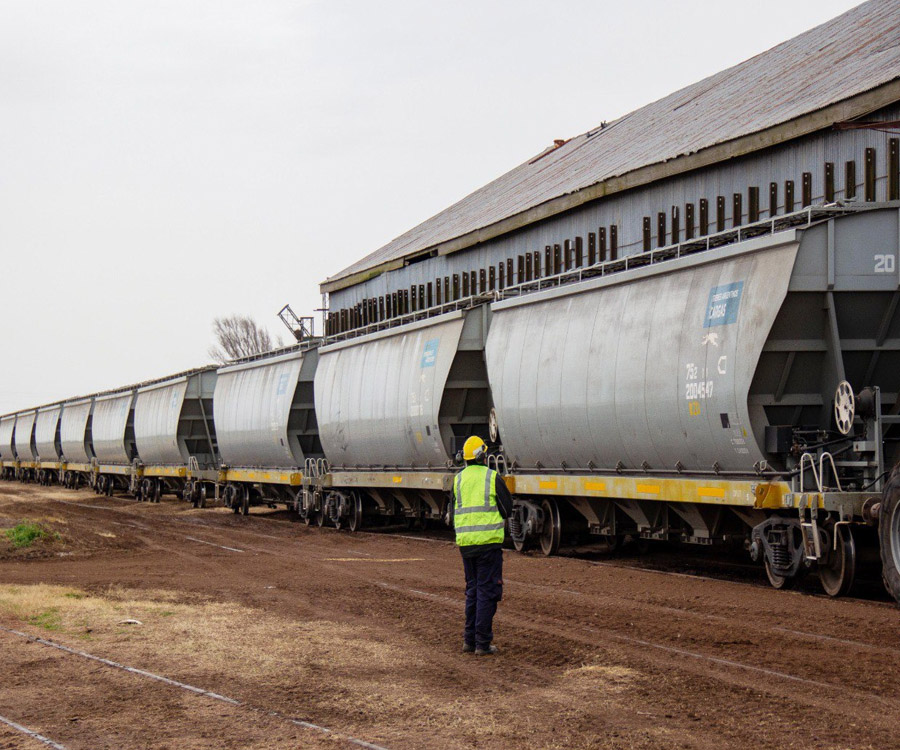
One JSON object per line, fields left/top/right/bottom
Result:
{"left": 474, "top": 645, "right": 498, "bottom": 656}
{"left": 462, "top": 642, "right": 475, "bottom": 653}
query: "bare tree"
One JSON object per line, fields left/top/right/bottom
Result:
{"left": 208, "top": 315, "right": 281, "bottom": 363}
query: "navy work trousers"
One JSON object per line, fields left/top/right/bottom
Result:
{"left": 461, "top": 547, "right": 503, "bottom": 648}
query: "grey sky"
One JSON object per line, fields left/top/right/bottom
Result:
{"left": 0, "top": 0, "right": 862, "bottom": 414}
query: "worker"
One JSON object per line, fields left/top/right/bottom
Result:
{"left": 451, "top": 435, "right": 512, "bottom": 656}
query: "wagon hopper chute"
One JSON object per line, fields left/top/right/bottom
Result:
{"left": 313, "top": 308, "right": 495, "bottom": 530}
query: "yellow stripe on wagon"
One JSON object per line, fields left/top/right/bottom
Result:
{"left": 142, "top": 466, "right": 187, "bottom": 478}
{"left": 508, "top": 473, "right": 792, "bottom": 508}
{"left": 223, "top": 469, "right": 303, "bottom": 486}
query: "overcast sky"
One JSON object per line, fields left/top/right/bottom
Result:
{"left": 0, "top": 0, "right": 863, "bottom": 414}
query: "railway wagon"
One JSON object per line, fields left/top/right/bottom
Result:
{"left": 484, "top": 207, "right": 900, "bottom": 599}
{"left": 59, "top": 397, "right": 95, "bottom": 488}
{"left": 90, "top": 389, "right": 138, "bottom": 496}
{"left": 34, "top": 403, "right": 64, "bottom": 485}
{"left": 213, "top": 347, "right": 321, "bottom": 514}
{"left": 309, "top": 306, "right": 492, "bottom": 529}
{"left": 13, "top": 410, "right": 37, "bottom": 482}
{"left": 131, "top": 367, "right": 219, "bottom": 504}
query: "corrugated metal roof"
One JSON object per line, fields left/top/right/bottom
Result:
{"left": 325, "top": 0, "right": 900, "bottom": 290}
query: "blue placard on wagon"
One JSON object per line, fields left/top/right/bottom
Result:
{"left": 276, "top": 372, "right": 290, "bottom": 395}
{"left": 703, "top": 281, "right": 744, "bottom": 328}
{"left": 421, "top": 338, "right": 439, "bottom": 368}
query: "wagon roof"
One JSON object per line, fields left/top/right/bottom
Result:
{"left": 322, "top": 0, "right": 900, "bottom": 293}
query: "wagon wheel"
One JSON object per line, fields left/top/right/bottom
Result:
{"left": 347, "top": 492, "right": 363, "bottom": 533}
{"left": 819, "top": 524, "right": 856, "bottom": 597}
{"left": 333, "top": 494, "right": 344, "bottom": 530}
{"left": 764, "top": 556, "right": 794, "bottom": 590}
{"left": 601, "top": 534, "right": 619, "bottom": 553}
{"left": 198, "top": 484, "right": 207, "bottom": 509}
{"left": 539, "top": 499, "right": 561, "bottom": 557}
{"left": 241, "top": 485, "right": 250, "bottom": 516}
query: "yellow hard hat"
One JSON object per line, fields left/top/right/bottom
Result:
{"left": 462, "top": 436, "right": 487, "bottom": 461}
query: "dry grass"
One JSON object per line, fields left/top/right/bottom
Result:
{"left": 28, "top": 515, "right": 67, "bottom": 525}
{"left": 565, "top": 663, "right": 636, "bottom": 682}
{"left": 0, "top": 583, "right": 398, "bottom": 671}
{"left": 0, "top": 584, "right": 411, "bottom": 705}
{"left": 0, "top": 582, "right": 644, "bottom": 747}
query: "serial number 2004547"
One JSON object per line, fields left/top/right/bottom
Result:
{"left": 686, "top": 380, "right": 714, "bottom": 400}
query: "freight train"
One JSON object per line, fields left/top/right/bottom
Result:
{"left": 4, "top": 203, "right": 900, "bottom": 606}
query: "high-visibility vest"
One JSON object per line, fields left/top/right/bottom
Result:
{"left": 453, "top": 464, "right": 505, "bottom": 547}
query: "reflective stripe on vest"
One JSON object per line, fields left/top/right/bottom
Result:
{"left": 453, "top": 464, "right": 504, "bottom": 547}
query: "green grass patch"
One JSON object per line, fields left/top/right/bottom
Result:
{"left": 4, "top": 522, "right": 57, "bottom": 549}
{"left": 27, "top": 609, "right": 62, "bottom": 631}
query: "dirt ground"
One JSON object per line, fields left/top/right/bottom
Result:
{"left": 0, "top": 483, "right": 899, "bottom": 749}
